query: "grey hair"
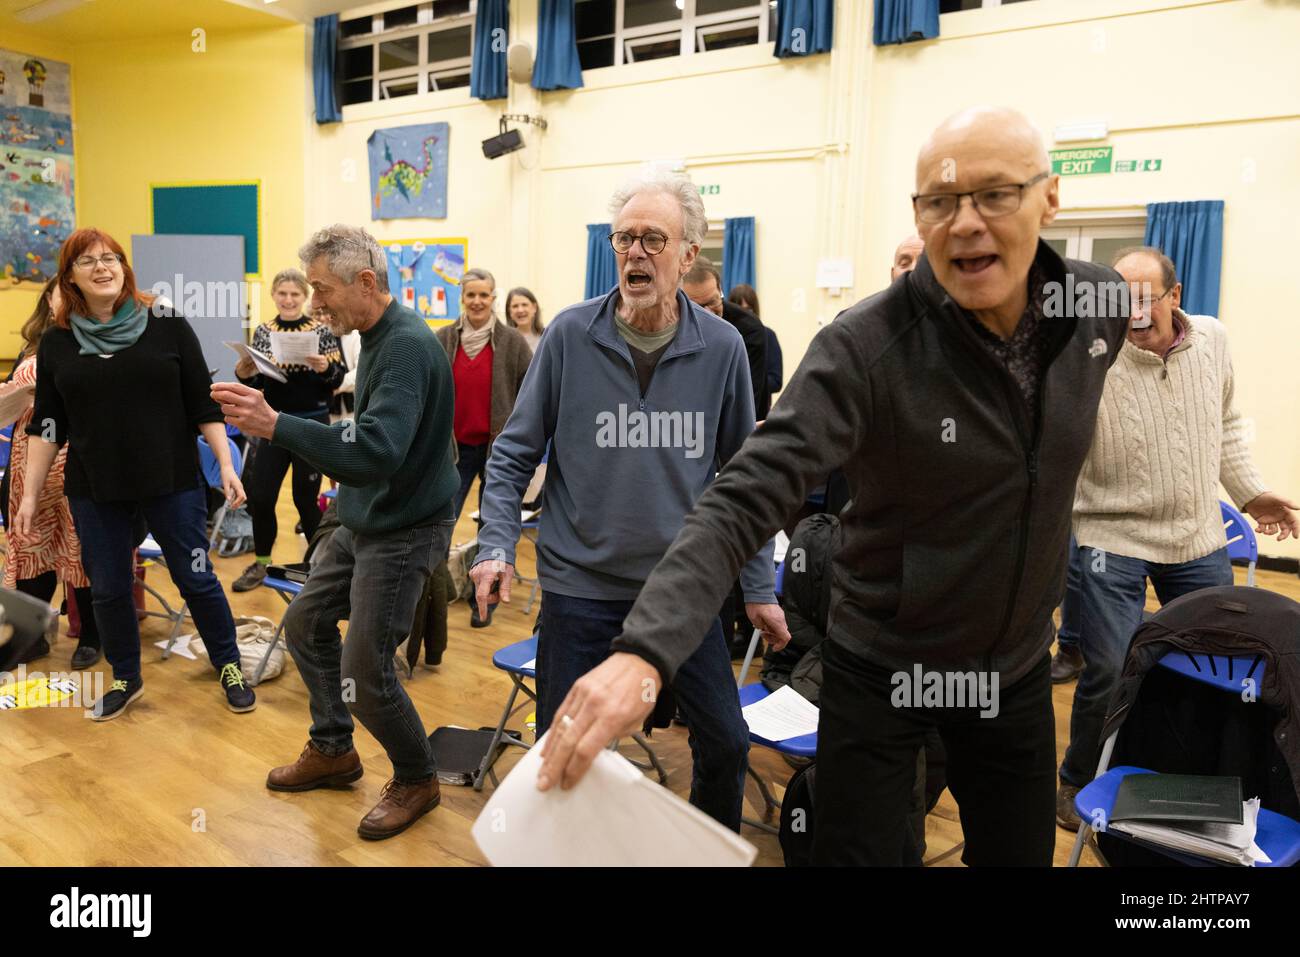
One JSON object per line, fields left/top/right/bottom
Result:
{"left": 298, "top": 224, "right": 389, "bottom": 293}
{"left": 607, "top": 171, "right": 708, "bottom": 258}
{"left": 462, "top": 267, "right": 498, "bottom": 317}
{"left": 270, "top": 267, "right": 309, "bottom": 295}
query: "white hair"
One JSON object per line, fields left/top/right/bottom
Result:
{"left": 607, "top": 172, "right": 708, "bottom": 258}
{"left": 298, "top": 224, "right": 389, "bottom": 293}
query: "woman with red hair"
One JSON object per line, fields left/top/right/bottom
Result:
{"left": 13, "top": 229, "right": 255, "bottom": 720}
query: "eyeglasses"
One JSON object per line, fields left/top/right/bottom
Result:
{"left": 610, "top": 231, "right": 673, "bottom": 256}
{"left": 73, "top": 253, "right": 124, "bottom": 270}
{"left": 911, "top": 172, "right": 1051, "bottom": 225}
{"left": 1136, "top": 287, "right": 1173, "bottom": 311}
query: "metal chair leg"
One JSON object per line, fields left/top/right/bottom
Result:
{"left": 628, "top": 732, "right": 669, "bottom": 785}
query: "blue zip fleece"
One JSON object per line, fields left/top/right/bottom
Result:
{"left": 474, "top": 287, "right": 776, "bottom": 604}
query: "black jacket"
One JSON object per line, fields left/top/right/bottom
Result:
{"left": 613, "top": 242, "right": 1128, "bottom": 686}
{"left": 721, "top": 300, "right": 770, "bottom": 419}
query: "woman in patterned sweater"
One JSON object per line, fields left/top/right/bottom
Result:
{"left": 232, "top": 269, "right": 344, "bottom": 591}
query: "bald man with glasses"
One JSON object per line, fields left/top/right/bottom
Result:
{"left": 536, "top": 107, "right": 1132, "bottom": 866}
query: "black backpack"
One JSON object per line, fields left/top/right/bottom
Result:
{"left": 778, "top": 762, "right": 817, "bottom": 866}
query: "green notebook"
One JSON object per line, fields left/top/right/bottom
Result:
{"left": 1111, "top": 773, "right": 1243, "bottom": 825}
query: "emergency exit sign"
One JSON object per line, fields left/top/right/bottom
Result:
{"left": 1115, "top": 159, "right": 1163, "bottom": 172}
{"left": 1050, "top": 146, "right": 1113, "bottom": 176}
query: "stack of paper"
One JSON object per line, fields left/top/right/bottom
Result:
{"left": 471, "top": 732, "right": 757, "bottom": 867}
{"left": 1111, "top": 797, "right": 1271, "bottom": 865}
{"left": 741, "top": 685, "right": 819, "bottom": 742}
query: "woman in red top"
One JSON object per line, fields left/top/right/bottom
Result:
{"left": 434, "top": 267, "right": 532, "bottom": 626}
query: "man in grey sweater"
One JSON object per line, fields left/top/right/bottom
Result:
{"left": 468, "top": 173, "right": 788, "bottom": 831}
{"left": 537, "top": 107, "right": 1132, "bottom": 865}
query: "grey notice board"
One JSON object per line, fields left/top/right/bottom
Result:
{"left": 132, "top": 233, "right": 246, "bottom": 383}
{"left": 151, "top": 182, "right": 260, "bottom": 275}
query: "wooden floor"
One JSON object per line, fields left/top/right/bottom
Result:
{"left": 2, "top": 482, "right": 1296, "bottom": 867}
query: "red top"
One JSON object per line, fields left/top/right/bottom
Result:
{"left": 452, "top": 342, "right": 493, "bottom": 446}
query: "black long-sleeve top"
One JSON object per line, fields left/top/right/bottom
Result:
{"left": 236, "top": 314, "right": 344, "bottom": 419}
{"left": 28, "top": 309, "right": 222, "bottom": 502}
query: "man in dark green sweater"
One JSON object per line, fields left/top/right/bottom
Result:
{"left": 213, "top": 224, "right": 458, "bottom": 841}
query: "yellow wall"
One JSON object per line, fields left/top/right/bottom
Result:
{"left": 0, "top": 28, "right": 79, "bottom": 358}
{"left": 74, "top": 22, "right": 308, "bottom": 332}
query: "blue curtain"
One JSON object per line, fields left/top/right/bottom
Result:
{"left": 722, "top": 217, "right": 756, "bottom": 293}
{"left": 1144, "top": 200, "right": 1225, "bottom": 317}
{"left": 312, "top": 15, "right": 342, "bottom": 124}
{"left": 471, "top": 0, "right": 509, "bottom": 100}
{"left": 533, "top": 0, "right": 584, "bottom": 91}
{"left": 873, "top": 0, "right": 940, "bottom": 46}
{"left": 775, "top": 0, "right": 834, "bottom": 58}
{"left": 584, "top": 224, "right": 617, "bottom": 300}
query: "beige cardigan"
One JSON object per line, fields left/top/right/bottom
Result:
{"left": 1072, "top": 311, "right": 1266, "bottom": 563}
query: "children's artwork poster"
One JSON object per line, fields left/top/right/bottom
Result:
{"left": 0, "top": 48, "right": 75, "bottom": 285}
{"left": 380, "top": 238, "right": 467, "bottom": 325}
{"left": 367, "top": 122, "right": 449, "bottom": 220}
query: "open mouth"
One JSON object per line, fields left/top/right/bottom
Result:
{"left": 625, "top": 269, "right": 652, "bottom": 290}
{"left": 952, "top": 254, "right": 998, "bottom": 275}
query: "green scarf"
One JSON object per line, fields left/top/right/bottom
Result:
{"left": 71, "top": 300, "right": 149, "bottom": 356}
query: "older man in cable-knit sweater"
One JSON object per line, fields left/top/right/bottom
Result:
{"left": 1056, "top": 245, "right": 1299, "bottom": 825}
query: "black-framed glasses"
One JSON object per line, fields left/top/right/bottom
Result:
{"left": 912, "top": 171, "right": 1051, "bottom": 225}
{"left": 610, "top": 230, "right": 672, "bottom": 256}
{"left": 73, "top": 252, "right": 124, "bottom": 270}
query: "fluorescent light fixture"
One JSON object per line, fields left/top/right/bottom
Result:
{"left": 1053, "top": 120, "right": 1109, "bottom": 143}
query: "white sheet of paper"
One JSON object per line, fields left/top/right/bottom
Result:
{"left": 472, "top": 731, "right": 757, "bottom": 867}
{"left": 1111, "top": 796, "right": 1271, "bottom": 866}
{"left": 153, "top": 635, "right": 199, "bottom": 661}
{"left": 519, "top": 658, "right": 536, "bottom": 672}
{"left": 269, "top": 331, "right": 319, "bottom": 365}
{"left": 0, "top": 383, "right": 35, "bottom": 429}
{"left": 742, "top": 684, "right": 820, "bottom": 742}
{"left": 224, "top": 341, "right": 287, "bottom": 383}
{"left": 774, "top": 529, "right": 790, "bottom": 564}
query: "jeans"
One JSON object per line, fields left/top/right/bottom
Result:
{"left": 452, "top": 441, "right": 489, "bottom": 525}
{"left": 69, "top": 485, "right": 240, "bottom": 683}
{"left": 1059, "top": 545, "right": 1234, "bottom": 787}
{"left": 536, "top": 591, "right": 749, "bottom": 831}
{"left": 1056, "top": 535, "right": 1082, "bottom": 652}
{"left": 811, "top": 640, "right": 1057, "bottom": 866}
{"left": 283, "top": 518, "right": 454, "bottom": 781}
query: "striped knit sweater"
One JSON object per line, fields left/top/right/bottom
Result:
{"left": 1072, "top": 311, "right": 1266, "bottom": 564}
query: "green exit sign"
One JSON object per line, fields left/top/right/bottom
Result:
{"left": 1050, "top": 146, "right": 1113, "bottom": 176}
{"left": 1115, "top": 159, "right": 1163, "bottom": 173}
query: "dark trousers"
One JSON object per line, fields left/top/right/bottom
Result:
{"left": 1059, "top": 544, "right": 1233, "bottom": 787}
{"left": 536, "top": 591, "right": 750, "bottom": 831}
{"left": 811, "top": 639, "right": 1057, "bottom": 866}
{"left": 245, "top": 430, "right": 324, "bottom": 557}
{"left": 1056, "top": 535, "right": 1082, "bottom": 652}
{"left": 284, "top": 519, "right": 454, "bottom": 781}
{"left": 14, "top": 571, "right": 99, "bottom": 648}
{"left": 68, "top": 485, "right": 240, "bottom": 683}
{"left": 451, "top": 441, "right": 488, "bottom": 525}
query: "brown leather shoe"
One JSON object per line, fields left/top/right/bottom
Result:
{"left": 1051, "top": 644, "right": 1085, "bottom": 683}
{"left": 267, "top": 741, "right": 363, "bottom": 792}
{"left": 357, "top": 777, "right": 441, "bottom": 840}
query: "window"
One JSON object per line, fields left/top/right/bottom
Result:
{"left": 575, "top": 0, "right": 774, "bottom": 70}
{"left": 1041, "top": 219, "right": 1146, "bottom": 267}
{"left": 940, "top": 0, "right": 1037, "bottom": 11}
{"left": 338, "top": 1, "right": 475, "bottom": 106}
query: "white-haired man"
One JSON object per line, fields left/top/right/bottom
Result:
{"left": 468, "top": 173, "right": 790, "bottom": 830}
{"left": 213, "top": 225, "right": 460, "bottom": 841}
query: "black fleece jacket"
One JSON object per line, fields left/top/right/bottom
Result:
{"left": 612, "top": 242, "right": 1129, "bottom": 687}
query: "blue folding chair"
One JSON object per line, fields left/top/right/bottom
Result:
{"left": 198, "top": 434, "right": 246, "bottom": 553}
{"left": 1221, "top": 500, "right": 1258, "bottom": 587}
{"left": 736, "top": 562, "right": 808, "bottom": 832}
{"left": 475, "top": 633, "right": 669, "bottom": 792}
{"left": 253, "top": 575, "right": 301, "bottom": 684}
{"left": 1069, "top": 650, "right": 1300, "bottom": 867}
